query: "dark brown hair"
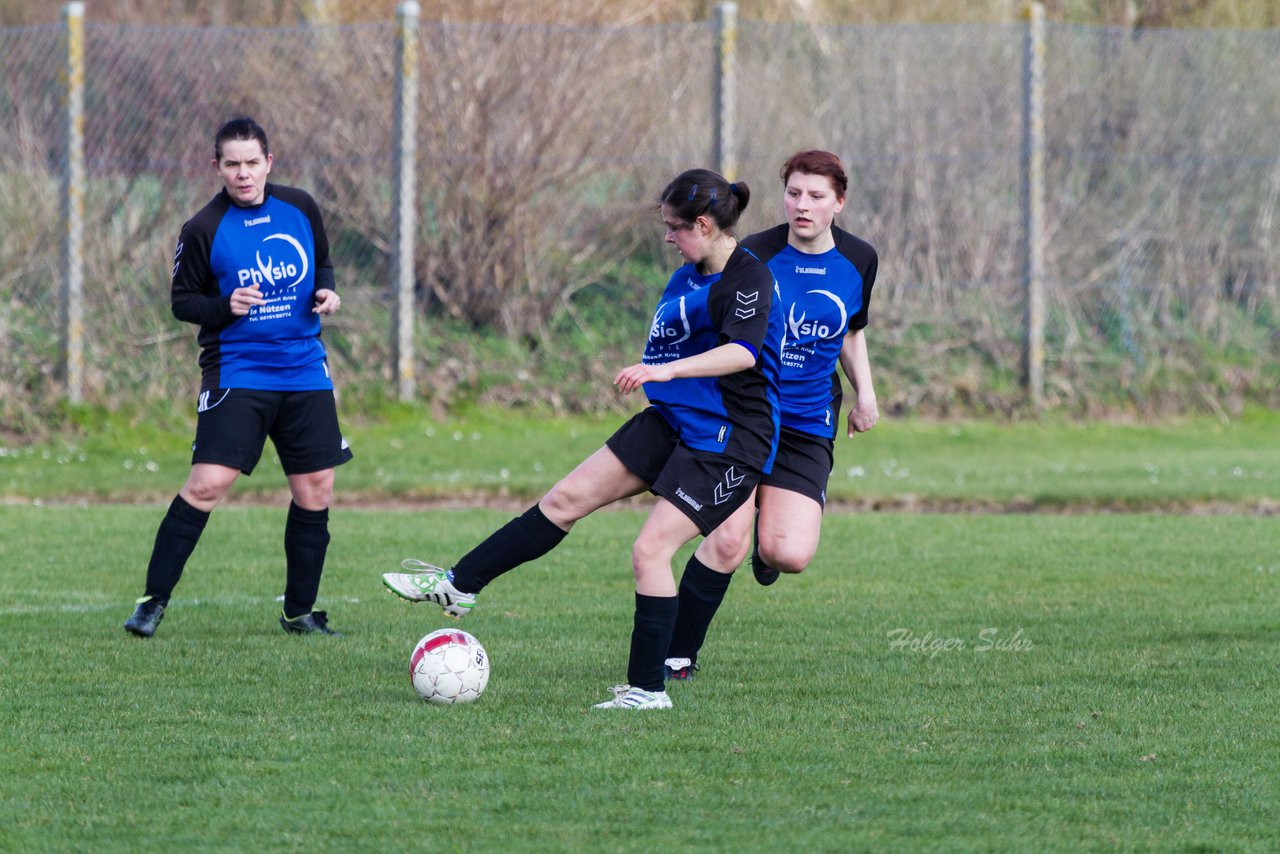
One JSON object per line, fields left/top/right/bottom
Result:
{"left": 214, "top": 116, "right": 269, "bottom": 161}
{"left": 780, "top": 150, "right": 847, "bottom": 200}
{"left": 659, "top": 168, "right": 750, "bottom": 234}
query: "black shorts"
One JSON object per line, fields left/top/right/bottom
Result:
{"left": 191, "top": 388, "right": 353, "bottom": 476}
{"left": 606, "top": 407, "right": 763, "bottom": 535}
{"left": 760, "top": 427, "right": 834, "bottom": 507}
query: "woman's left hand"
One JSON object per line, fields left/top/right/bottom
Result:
{"left": 614, "top": 362, "right": 673, "bottom": 394}
{"left": 848, "top": 395, "right": 879, "bottom": 436}
{"left": 313, "top": 289, "right": 341, "bottom": 315}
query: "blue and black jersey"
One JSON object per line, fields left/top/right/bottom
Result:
{"left": 742, "top": 224, "right": 877, "bottom": 439}
{"left": 170, "top": 183, "right": 335, "bottom": 392}
{"left": 641, "top": 245, "right": 782, "bottom": 472}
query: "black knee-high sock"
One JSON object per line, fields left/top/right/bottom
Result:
{"left": 143, "top": 494, "right": 210, "bottom": 603}
{"left": 627, "top": 593, "right": 678, "bottom": 692}
{"left": 667, "top": 555, "right": 734, "bottom": 665}
{"left": 283, "top": 502, "right": 330, "bottom": 619}
{"left": 450, "top": 504, "right": 567, "bottom": 593}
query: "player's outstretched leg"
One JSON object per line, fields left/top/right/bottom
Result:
{"left": 384, "top": 504, "right": 568, "bottom": 619}
{"left": 382, "top": 560, "right": 477, "bottom": 619}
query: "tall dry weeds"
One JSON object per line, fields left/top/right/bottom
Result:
{"left": 1, "top": 10, "right": 1277, "bottom": 433}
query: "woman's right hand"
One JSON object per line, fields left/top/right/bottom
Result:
{"left": 229, "top": 285, "right": 265, "bottom": 316}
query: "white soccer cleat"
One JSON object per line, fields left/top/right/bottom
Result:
{"left": 382, "top": 559, "right": 477, "bottom": 619}
{"left": 592, "top": 684, "right": 672, "bottom": 710}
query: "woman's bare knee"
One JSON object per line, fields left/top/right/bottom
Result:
{"left": 289, "top": 469, "right": 334, "bottom": 510}
{"left": 630, "top": 537, "right": 664, "bottom": 579}
{"left": 182, "top": 482, "right": 225, "bottom": 507}
{"left": 700, "top": 524, "right": 750, "bottom": 570}
{"left": 180, "top": 466, "right": 238, "bottom": 510}
{"left": 758, "top": 538, "right": 816, "bottom": 575}
{"left": 539, "top": 484, "right": 589, "bottom": 528}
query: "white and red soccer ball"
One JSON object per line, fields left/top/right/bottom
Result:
{"left": 410, "top": 628, "right": 490, "bottom": 704}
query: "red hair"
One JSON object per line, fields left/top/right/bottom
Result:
{"left": 780, "top": 150, "right": 848, "bottom": 200}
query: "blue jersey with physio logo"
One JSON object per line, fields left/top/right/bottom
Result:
{"left": 642, "top": 245, "right": 782, "bottom": 472}
{"left": 170, "top": 183, "right": 336, "bottom": 392}
{"left": 742, "top": 224, "right": 877, "bottom": 439}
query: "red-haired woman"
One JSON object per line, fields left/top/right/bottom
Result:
{"left": 664, "top": 149, "right": 880, "bottom": 680}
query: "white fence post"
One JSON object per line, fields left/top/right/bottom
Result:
{"left": 1021, "top": 1, "right": 1047, "bottom": 409}
{"left": 391, "top": 1, "right": 419, "bottom": 401}
{"left": 61, "top": 1, "right": 86, "bottom": 404}
{"left": 713, "top": 2, "right": 738, "bottom": 180}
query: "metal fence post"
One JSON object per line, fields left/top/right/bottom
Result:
{"left": 1021, "top": 1, "right": 1047, "bottom": 409}
{"left": 61, "top": 1, "right": 86, "bottom": 404}
{"left": 300, "top": 0, "right": 334, "bottom": 23}
{"left": 391, "top": 1, "right": 419, "bottom": 401}
{"left": 713, "top": 2, "right": 738, "bottom": 180}
{"left": 301, "top": 0, "right": 337, "bottom": 53}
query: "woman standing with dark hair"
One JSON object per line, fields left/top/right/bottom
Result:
{"left": 664, "top": 150, "right": 880, "bottom": 680}
{"left": 382, "top": 168, "right": 782, "bottom": 710}
{"left": 123, "top": 117, "right": 352, "bottom": 639}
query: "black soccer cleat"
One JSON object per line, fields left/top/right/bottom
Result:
{"left": 124, "top": 597, "right": 166, "bottom": 638}
{"left": 663, "top": 658, "right": 699, "bottom": 681}
{"left": 751, "top": 550, "right": 780, "bottom": 587}
{"left": 750, "top": 511, "right": 780, "bottom": 587}
{"left": 280, "top": 610, "right": 343, "bottom": 636}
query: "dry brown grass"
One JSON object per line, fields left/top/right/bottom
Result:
{"left": 3, "top": 0, "right": 1278, "bottom": 27}
{"left": 2, "top": 1, "right": 1276, "bottom": 430}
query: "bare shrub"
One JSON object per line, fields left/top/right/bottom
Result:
{"left": 2, "top": 12, "right": 1278, "bottom": 430}
{"left": 411, "top": 17, "right": 702, "bottom": 336}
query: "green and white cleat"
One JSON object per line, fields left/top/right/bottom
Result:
{"left": 592, "top": 684, "right": 672, "bottom": 710}
{"left": 382, "top": 560, "right": 477, "bottom": 619}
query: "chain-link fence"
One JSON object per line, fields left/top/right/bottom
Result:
{"left": 2, "top": 9, "right": 1278, "bottom": 430}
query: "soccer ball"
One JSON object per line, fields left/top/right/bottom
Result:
{"left": 410, "top": 628, "right": 490, "bottom": 704}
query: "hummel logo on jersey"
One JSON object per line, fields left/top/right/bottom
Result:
{"left": 796, "top": 265, "right": 827, "bottom": 275}
{"left": 735, "top": 290, "right": 758, "bottom": 320}
{"left": 244, "top": 215, "right": 272, "bottom": 227}
{"left": 712, "top": 466, "right": 745, "bottom": 505}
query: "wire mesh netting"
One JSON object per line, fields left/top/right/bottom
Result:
{"left": 1, "top": 17, "right": 1277, "bottom": 425}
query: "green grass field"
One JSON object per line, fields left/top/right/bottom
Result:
{"left": 1, "top": 412, "right": 1278, "bottom": 851}
{"left": 4, "top": 407, "right": 1279, "bottom": 507}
